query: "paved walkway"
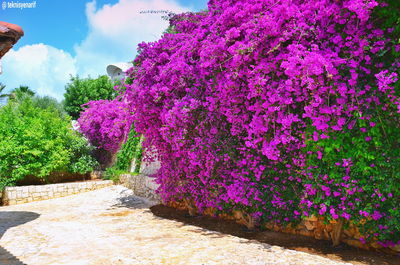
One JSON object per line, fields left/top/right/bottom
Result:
{"left": 0, "top": 185, "right": 353, "bottom": 265}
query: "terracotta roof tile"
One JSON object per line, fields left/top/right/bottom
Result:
{"left": 0, "top": 21, "right": 24, "bottom": 36}
{"left": 0, "top": 21, "right": 24, "bottom": 59}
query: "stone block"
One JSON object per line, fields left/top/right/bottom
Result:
{"left": 304, "top": 221, "right": 315, "bottom": 231}
{"left": 298, "top": 229, "right": 314, "bottom": 237}
{"left": 343, "top": 239, "right": 369, "bottom": 250}
{"left": 390, "top": 244, "right": 400, "bottom": 252}
{"left": 306, "top": 215, "right": 318, "bottom": 222}
{"left": 313, "top": 229, "right": 324, "bottom": 240}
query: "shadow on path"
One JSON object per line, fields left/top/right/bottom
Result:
{"left": 108, "top": 189, "right": 155, "bottom": 210}
{"left": 0, "top": 211, "right": 40, "bottom": 265}
{"left": 151, "top": 204, "right": 400, "bottom": 265}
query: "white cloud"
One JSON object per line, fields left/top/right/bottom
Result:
{"left": 75, "top": 0, "right": 189, "bottom": 77}
{"left": 1, "top": 44, "right": 77, "bottom": 100}
{"left": 0, "top": 0, "right": 190, "bottom": 100}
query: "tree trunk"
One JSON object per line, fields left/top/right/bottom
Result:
{"left": 331, "top": 218, "right": 344, "bottom": 246}
{"left": 184, "top": 198, "right": 197, "bottom": 216}
{"left": 235, "top": 210, "right": 255, "bottom": 230}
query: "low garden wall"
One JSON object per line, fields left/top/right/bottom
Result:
{"left": 169, "top": 201, "right": 400, "bottom": 256}
{"left": 1, "top": 180, "right": 113, "bottom": 206}
{"left": 117, "top": 173, "right": 399, "bottom": 255}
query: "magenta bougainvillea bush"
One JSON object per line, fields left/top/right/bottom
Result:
{"left": 78, "top": 100, "right": 133, "bottom": 153}
{"left": 123, "top": 0, "right": 400, "bottom": 245}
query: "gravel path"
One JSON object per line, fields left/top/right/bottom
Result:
{"left": 0, "top": 185, "right": 353, "bottom": 265}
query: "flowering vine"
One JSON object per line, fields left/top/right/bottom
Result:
{"left": 123, "top": 0, "right": 400, "bottom": 245}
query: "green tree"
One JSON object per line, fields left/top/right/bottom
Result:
{"left": 63, "top": 75, "right": 116, "bottom": 119}
{"left": 31, "top": 95, "right": 67, "bottom": 118}
{"left": 0, "top": 97, "right": 98, "bottom": 190}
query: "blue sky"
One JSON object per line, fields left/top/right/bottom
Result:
{"left": 0, "top": 0, "right": 208, "bottom": 100}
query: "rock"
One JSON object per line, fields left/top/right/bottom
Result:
{"left": 343, "top": 239, "right": 370, "bottom": 250}
{"left": 265, "top": 222, "right": 274, "bottom": 230}
{"left": 314, "top": 229, "right": 324, "bottom": 240}
{"left": 233, "top": 210, "right": 243, "bottom": 220}
{"left": 389, "top": 244, "right": 400, "bottom": 253}
{"left": 343, "top": 227, "right": 356, "bottom": 238}
{"left": 325, "top": 223, "right": 333, "bottom": 232}
{"left": 203, "top": 207, "right": 216, "bottom": 217}
{"left": 299, "top": 229, "right": 314, "bottom": 237}
{"left": 283, "top": 225, "right": 296, "bottom": 234}
{"left": 304, "top": 221, "right": 315, "bottom": 231}
{"left": 370, "top": 242, "right": 383, "bottom": 249}
{"left": 307, "top": 215, "right": 318, "bottom": 222}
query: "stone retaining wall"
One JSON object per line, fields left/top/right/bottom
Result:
{"left": 119, "top": 174, "right": 160, "bottom": 202}
{"left": 117, "top": 173, "right": 400, "bottom": 255}
{"left": 171, "top": 201, "right": 400, "bottom": 255}
{"left": 1, "top": 180, "right": 113, "bottom": 206}
{"left": 265, "top": 216, "right": 400, "bottom": 255}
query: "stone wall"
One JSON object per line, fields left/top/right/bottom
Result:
{"left": 265, "top": 216, "right": 400, "bottom": 255}
{"left": 117, "top": 171, "right": 400, "bottom": 255}
{"left": 169, "top": 201, "right": 400, "bottom": 255}
{"left": 119, "top": 174, "right": 160, "bottom": 202}
{"left": 1, "top": 180, "right": 113, "bottom": 206}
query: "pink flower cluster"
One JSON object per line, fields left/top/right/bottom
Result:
{"left": 78, "top": 100, "right": 133, "bottom": 153}
{"left": 123, "top": 0, "right": 399, "bottom": 243}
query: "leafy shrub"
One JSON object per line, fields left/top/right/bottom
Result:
{"left": 104, "top": 166, "right": 126, "bottom": 183}
{"left": 123, "top": 0, "right": 400, "bottom": 245}
{"left": 64, "top": 75, "right": 116, "bottom": 119}
{"left": 0, "top": 98, "right": 98, "bottom": 190}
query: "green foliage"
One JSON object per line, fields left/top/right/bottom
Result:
{"left": 31, "top": 96, "right": 67, "bottom": 118}
{"left": 374, "top": 1, "right": 400, "bottom": 38}
{"left": 8, "top": 86, "right": 35, "bottom": 103}
{"left": 104, "top": 166, "right": 126, "bottom": 183}
{"left": 63, "top": 75, "right": 116, "bottom": 119}
{"left": 305, "top": 109, "right": 400, "bottom": 242}
{"left": 0, "top": 83, "right": 8, "bottom": 105}
{"left": 0, "top": 98, "right": 98, "bottom": 190}
{"left": 65, "top": 136, "right": 99, "bottom": 174}
{"left": 103, "top": 127, "right": 143, "bottom": 183}
{"left": 373, "top": 1, "right": 400, "bottom": 69}
{"left": 113, "top": 127, "right": 143, "bottom": 173}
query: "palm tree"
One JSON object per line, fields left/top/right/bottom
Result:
{"left": 0, "top": 83, "right": 10, "bottom": 105}
{"left": 8, "top": 85, "right": 35, "bottom": 102}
